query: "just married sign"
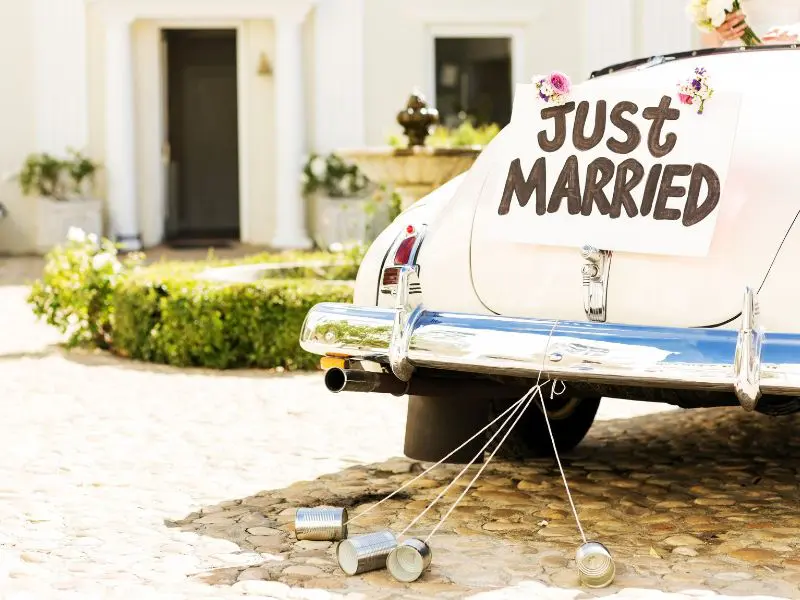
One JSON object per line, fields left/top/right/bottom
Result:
{"left": 479, "top": 81, "right": 743, "bottom": 257}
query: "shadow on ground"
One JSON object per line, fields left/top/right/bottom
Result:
{"left": 56, "top": 346, "right": 309, "bottom": 379}
{"left": 168, "top": 407, "right": 800, "bottom": 599}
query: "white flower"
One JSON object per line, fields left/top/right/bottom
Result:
{"left": 341, "top": 174, "right": 353, "bottom": 192}
{"left": 87, "top": 233, "right": 98, "bottom": 245}
{"left": 707, "top": 0, "right": 734, "bottom": 26}
{"left": 301, "top": 172, "right": 310, "bottom": 185}
{"left": 91, "top": 252, "right": 114, "bottom": 270}
{"left": 310, "top": 157, "right": 327, "bottom": 179}
{"left": 67, "top": 227, "right": 86, "bottom": 243}
{"left": 686, "top": 0, "right": 708, "bottom": 18}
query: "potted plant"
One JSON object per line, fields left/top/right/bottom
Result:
{"left": 302, "top": 153, "right": 384, "bottom": 250}
{"left": 17, "top": 148, "right": 102, "bottom": 254}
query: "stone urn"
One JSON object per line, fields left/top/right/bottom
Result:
{"left": 336, "top": 90, "right": 481, "bottom": 210}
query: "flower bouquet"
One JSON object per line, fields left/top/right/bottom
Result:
{"left": 677, "top": 67, "right": 714, "bottom": 114}
{"left": 686, "top": 0, "right": 762, "bottom": 46}
{"left": 533, "top": 71, "right": 572, "bottom": 106}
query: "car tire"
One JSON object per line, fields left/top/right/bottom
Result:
{"left": 486, "top": 394, "right": 600, "bottom": 460}
{"left": 403, "top": 394, "right": 489, "bottom": 464}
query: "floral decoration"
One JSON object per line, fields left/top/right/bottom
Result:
{"left": 677, "top": 67, "right": 714, "bottom": 115}
{"left": 533, "top": 71, "right": 572, "bottom": 106}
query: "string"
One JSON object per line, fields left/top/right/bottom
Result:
{"left": 535, "top": 376, "right": 588, "bottom": 543}
{"left": 423, "top": 384, "right": 547, "bottom": 542}
{"left": 398, "top": 383, "right": 550, "bottom": 537}
{"left": 422, "top": 321, "right": 561, "bottom": 544}
{"left": 341, "top": 386, "right": 548, "bottom": 527}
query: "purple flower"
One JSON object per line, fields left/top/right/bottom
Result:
{"left": 539, "top": 91, "right": 548, "bottom": 100}
{"left": 692, "top": 79, "right": 701, "bottom": 90}
{"left": 548, "top": 71, "right": 571, "bottom": 95}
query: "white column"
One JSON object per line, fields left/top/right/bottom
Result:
{"left": 313, "top": 0, "right": 366, "bottom": 152}
{"left": 582, "top": 0, "right": 636, "bottom": 77}
{"left": 104, "top": 18, "right": 142, "bottom": 250}
{"left": 32, "top": 0, "right": 88, "bottom": 152}
{"left": 271, "top": 15, "right": 313, "bottom": 250}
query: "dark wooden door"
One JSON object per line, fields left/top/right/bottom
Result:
{"left": 166, "top": 29, "right": 240, "bottom": 240}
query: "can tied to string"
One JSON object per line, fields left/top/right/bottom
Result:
{"left": 294, "top": 507, "right": 348, "bottom": 541}
{"left": 576, "top": 541, "right": 616, "bottom": 588}
{"left": 387, "top": 537, "right": 433, "bottom": 582}
{"left": 336, "top": 530, "right": 398, "bottom": 576}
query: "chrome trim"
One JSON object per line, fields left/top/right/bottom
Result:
{"left": 388, "top": 266, "right": 421, "bottom": 381}
{"left": 379, "top": 225, "right": 427, "bottom": 297}
{"left": 299, "top": 287, "right": 800, "bottom": 407}
{"left": 733, "top": 287, "right": 763, "bottom": 410}
{"left": 581, "top": 245, "right": 612, "bottom": 322}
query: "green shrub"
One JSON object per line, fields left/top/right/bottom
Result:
{"left": 388, "top": 120, "right": 500, "bottom": 149}
{"left": 27, "top": 229, "right": 359, "bottom": 370}
{"left": 112, "top": 271, "right": 353, "bottom": 370}
{"left": 27, "top": 228, "right": 143, "bottom": 348}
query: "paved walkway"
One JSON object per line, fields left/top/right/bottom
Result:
{"left": 0, "top": 258, "right": 798, "bottom": 600}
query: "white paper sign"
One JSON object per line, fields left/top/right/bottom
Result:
{"left": 478, "top": 83, "right": 743, "bottom": 257}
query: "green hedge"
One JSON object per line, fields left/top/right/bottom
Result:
{"left": 27, "top": 234, "right": 359, "bottom": 370}
{"left": 112, "top": 269, "right": 354, "bottom": 370}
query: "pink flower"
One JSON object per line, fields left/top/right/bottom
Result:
{"left": 548, "top": 71, "right": 571, "bottom": 95}
{"left": 678, "top": 93, "right": 693, "bottom": 105}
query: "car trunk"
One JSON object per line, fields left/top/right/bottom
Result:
{"left": 469, "top": 50, "right": 800, "bottom": 328}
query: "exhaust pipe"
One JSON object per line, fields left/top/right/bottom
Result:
{"left": 324, "top": 368, "right": 409, "bottom": 395}
{"left": 323, "top": 367, "right": 533, "bottom": 398}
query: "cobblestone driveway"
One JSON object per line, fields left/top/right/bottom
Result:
{"left": 1, "top": 258, "right": 799, "bottom": 600}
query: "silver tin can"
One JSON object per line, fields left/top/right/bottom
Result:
{"left": 294, "top": 507, "right": 348, "bottom": 541}
{"left": 387, "top": 537, "right": 433, "bottom": 582}
{"left": 576, "top": 541, "right": 615, "bottom": 588}
{"left": 336, "top": 530, "right": 398, "bottom": 576}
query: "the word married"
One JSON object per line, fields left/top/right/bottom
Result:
{"left": 497, "top": 96, "right": 720, "bottom": 227}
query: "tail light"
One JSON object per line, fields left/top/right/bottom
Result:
{"left": 393, "top": 235, "right": 417, "bottom": 265}
{"left": 380, "top": 224, "right": 424, "bottom": 298}
{"left": 382, "top": 267, "right": 400, "bottom": 286}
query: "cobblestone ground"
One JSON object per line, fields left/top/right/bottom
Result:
{"left": 1, "top": 257, "right": 799, "bottom": 600}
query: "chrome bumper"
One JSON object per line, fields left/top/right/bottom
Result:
{"left": 299, "top": 269, "right": 800, "bottom": 411}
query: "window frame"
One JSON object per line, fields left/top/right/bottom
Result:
{"left": 426, "top": 23, "right": 526, "bottom": 120}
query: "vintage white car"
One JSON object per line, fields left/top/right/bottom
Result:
{"left": 300, "top": 45, "right": 800, "bottom": 464}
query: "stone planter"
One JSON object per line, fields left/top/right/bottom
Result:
{"left": 309, "top": 193, "right": 388, "bottom": 250}
{"left": 336, "top": 146, "right": 481, "bottom": 210}
{"left": 36, "top": 197, "right": 102, "bottom": 253}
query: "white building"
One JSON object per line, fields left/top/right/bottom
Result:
{"left": 0, "top": 0, "right": 698, "bottom": 254}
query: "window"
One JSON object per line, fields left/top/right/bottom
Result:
{"left": 434, "top": 37, "right": 513, "bottom": 128}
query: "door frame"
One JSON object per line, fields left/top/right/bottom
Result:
{"left": 425, "top": 24, "right": 525, "bottom": 115}
{"left": 155, "top": 20, "right": 249, "bottom": 242}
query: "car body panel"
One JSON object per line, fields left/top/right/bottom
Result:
{"left": 461, "top": 49, "right": 800, "bottom": 329}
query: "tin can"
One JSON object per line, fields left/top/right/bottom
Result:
{"left": 294, "top": 507, "right": 348, "bottom": 541}
{"left": 336, "top": 530, "right": 398, "bottom": 575}
{"left": 387, "top": 537, "right": 433, "bottom": 582}
{"left": 576, "top": 541, "right": 615, "bottom": 588}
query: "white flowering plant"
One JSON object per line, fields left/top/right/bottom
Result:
{"left": 301, "top": 153, "right": 371, "bottom": 198}
{"left": 27, "top": 227, "right": 143, "bottom": 348}
{"left": 686, "top": 0, "right": 761, "bottom": 45}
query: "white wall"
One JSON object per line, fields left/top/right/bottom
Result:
{"left": 358, "top": 0, "right": 698, "bottom": 147}
{"left": 0, "top": 0, "right": 702, "bottom": 254}
{"left": 362, "top": 0, "right": 585, "bottom": 146}
{"left": 0, "top": 3, "right": 35, "bottom": 254}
